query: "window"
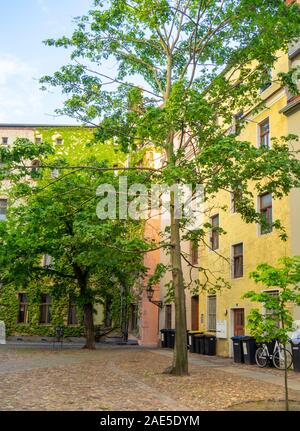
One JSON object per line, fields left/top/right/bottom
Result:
{"left": 56, "top": 138, "right": 63, "bottom": 145}
{"left": 51, "top": 168, "right": 59, "bottom": 178}
{"left": 210, "top": 214, "right": 219, "bottom": 250}
{"left": 113, "top": 164, "right": 119, "bottom": 177}
{"left": 1, "top": 137, "right": 8, "bottom": 145}
{"left": 18, "top": 293, "right": 29, "bottom": 324}
{"left": 230, "top": 193, "right": 237, "bottom": 213}
{"left": 264, "top": 290, "right": 280, "bottom": 327}
{"left": 31, "top": 160, "right": 40, "bottom": 176}
{"left": 260, "top": 69, "right": 272, "bottom": 93}
{"left": 259, "top": 118, "right": 270, "bottom": 148}
{"left": 230, "top": 187, "right": 242, "bottom": 213}
{"left": 207, "top": 295, "right": 216, "bottom": 331}
{"left": 232, "top": 111, "right": 243, "bottom": 135}
{"left": 0, "top": 199, "right": 7, "bottom": 221}
{"left": 165, "top": 304, "right": 172, "bottom": 329}
{"left": 259, "top": 192, "right": 272, "bottom": 234}
{"left": 190, "top": 240, "right": 198, "bottom": 265}
{"left": 39, "top": 294, "right": 52, "bottom": 324}
{"left": 68, "top": 301, "right": 78, "bottom": 325}
{"left": 43, "top": 254, "right": 54, "bottom": 269}
{"left": 233, "top": 243, "right": 243, "bottom": 278}
{"left": 35, "top": 137, "right": 42, "bottom": 144}
{"left": 288, "top": 38, "right": 300, "bottom": 59}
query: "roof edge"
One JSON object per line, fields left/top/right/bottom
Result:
{"left": 0, "top": 123, "right": 96, "bottom": 129}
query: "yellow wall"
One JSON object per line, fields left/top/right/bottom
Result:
{"left": 198, "top": 53, "right": 297, "bottom": 357}
{"left": 286, "top": 49, "right": 300, "bottom": 319}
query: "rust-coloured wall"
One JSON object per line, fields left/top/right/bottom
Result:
{"left": 138, "top": 217, "right": 161, "bottom": 347}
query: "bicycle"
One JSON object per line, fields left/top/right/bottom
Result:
{"left": 255, "top": 339, "right": 293, "bottom": 370}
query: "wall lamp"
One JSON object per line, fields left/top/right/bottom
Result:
{"left": 146, "top": 286, "right": 163, "bottom": 308}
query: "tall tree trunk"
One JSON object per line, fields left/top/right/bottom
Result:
{"left": 120, "top": 284, "right": 129, "bottom": 343}
{"left": 83, "top": 302, "right": 95, "bottom": 350}
{"left": 163, "top": 53, "right": 188, "bottom": 375}
{"left": 170, "top": 212, "right": 188, "bottom": 376}
{"left": 73, "top": 264, "right": 95, "bottom": 350}
{"left": 166, "top": 133, "right": 188, "bottom": 376}
{"left": 283, "top": 344, "right": 289, "bottom": 412}
{"left": 281, "top": 316, "right": 289, "bottom": 411}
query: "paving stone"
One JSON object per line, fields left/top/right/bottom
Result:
{"left": 0, "top": 346, "right": 299, "bottom": 411}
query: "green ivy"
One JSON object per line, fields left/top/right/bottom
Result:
{"left": 36, "top": 126, "right": 126, "bottom": 166}
{"left": 0, "top": 283, "right": 84, "bottom": 337}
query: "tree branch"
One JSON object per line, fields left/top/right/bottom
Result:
{"left": 32, "top": 267, "right": 76, "bottom": 280}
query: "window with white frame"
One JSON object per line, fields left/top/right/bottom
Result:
{"left": 51, "top": 168, "right": 59, "bottom": 178}
{"left": 39, "top": 294, "right": 52, "bottom": 324}
{"left": 230, "top": 185, "right": 242, "bottom": 213}
{"left": 43, "top": 254, "right": 55, "bottom": 269}
{"left": 1, "top": 137, "right": 8, "bottom": 145}
{"left": 31, "top": 159, "right": 40, "bottom": 176}
{"left": 113, "top": 164, "right": 119, "bottom": 177}
{"left": 18, "top": 293, "right": 29, "bottom": 324}
{"left": 0, "top": 199, "right": 7, "bottom": 221}
{"left": 232, "top": 243, "right": 243, "bottom": 278}
{"left": 258, "top": 118, "right": 270, "bottom": 148}
{"left": 260, "top": 68, "right": 272, "bottom": 93}
{"left": 207, "top": 295, "right": 216, "bottom": 331}
{"left": 259, "top": 192, "right": 273, "bottom": 234}
{"left": 210, "top": 214, "right": 219, "bottom": 250}
{"left": 230, "top": 192, "right": 236, "bottom": 213}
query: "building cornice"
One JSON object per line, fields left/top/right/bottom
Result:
{"left": 279, "top": 96, "right": 300, "bottom": 116}
{"left": 0, "top": 123, "right": 95, "bottom": 129}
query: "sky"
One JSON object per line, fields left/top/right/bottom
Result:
{"left": 0, "top": 0, "right": 94, "bottom": 125}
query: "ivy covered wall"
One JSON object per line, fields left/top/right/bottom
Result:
{"left": 36, "top": 125, "right": 126, "bottom": 166}
{"left": 0, "top": 282, "right": 86, "bottom": 337}
{"left": 0, "top": 124, "right": 147, "bottom": 337}
{"left": 0, "top": 124, "right": 125, "bottom": 337}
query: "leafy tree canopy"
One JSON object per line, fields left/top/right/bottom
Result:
{"left": 0, "top": 137, "right": 150, "bottom": 348}
{"left": 37, "top": 0, "right": 300, "bottom": 372}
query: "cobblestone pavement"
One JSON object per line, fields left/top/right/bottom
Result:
{"left": 0, "top": 345, "right": 300, "bottom": 411}
{"left": 154, "top": 349, "right": 300, "bottom": 392}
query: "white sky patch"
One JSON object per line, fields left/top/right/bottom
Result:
{"left": 0, "top": 1, "right": 94, "bottom": 125}
{"left": 0, "top": 55, "right": 43, "bottom": 122}
{"left": 36, "top": 0, "right": 50, "bottom": 14}
{"left": 0, "top": 57, "right": 36, "bottom": 85}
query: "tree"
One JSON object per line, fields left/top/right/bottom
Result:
{"left": 39, "top": 0, "right": 300, "bottom": 375}
{"left": 243, "top": 257, "right": 300, "bottom": 411}
{"left": 0, "top": 138, "right": 148, "bottom": 349}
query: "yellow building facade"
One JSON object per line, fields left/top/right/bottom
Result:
{"left": 198, "top": 45, "right": 300, "bottom": 357}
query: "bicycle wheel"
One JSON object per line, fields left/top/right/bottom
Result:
{"left": 255, "top": 347, "right": 268, "bottom": 367}
{"left": 273, "top": 348, "right": 293, "bottom": 370}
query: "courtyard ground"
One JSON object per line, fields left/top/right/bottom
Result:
{"left": 0, "top": 345, "right": 300, "bottom": 411}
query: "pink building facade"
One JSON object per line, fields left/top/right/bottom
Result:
{"left": 138, "top": 217, "right": 161, "bottom": 347}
